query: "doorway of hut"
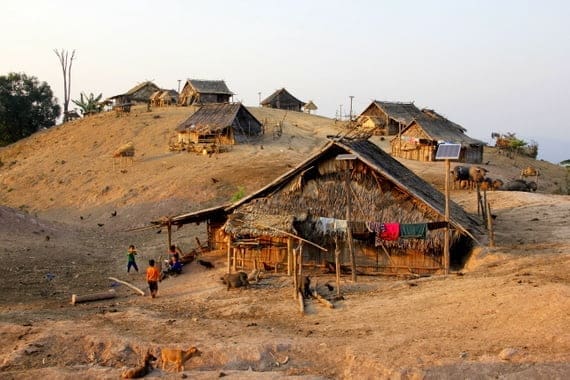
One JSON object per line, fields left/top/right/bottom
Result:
{"left": 450, "top": 236, "right": 475, "bottom": 270}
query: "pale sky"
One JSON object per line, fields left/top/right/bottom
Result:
{"left": 2, "top": 0, "right": 569, "bottom": 163}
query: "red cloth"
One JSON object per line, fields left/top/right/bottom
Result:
{"left": 380, "top": 223, "right": 400, "bottom": 241}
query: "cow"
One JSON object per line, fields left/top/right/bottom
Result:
{"left": 500, "top": 179, "right": 537, "bottom": 192}
{"left": 451, "top": 165, "right": 488, "bottom": 189}
{"left": 221, "top": 272, "right": 249, "bottom": 290}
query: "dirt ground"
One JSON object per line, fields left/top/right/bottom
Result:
{"left": 0, "top": 106, "right": 569, "bottom": 379}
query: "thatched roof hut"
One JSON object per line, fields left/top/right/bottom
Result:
{"left": 156, "top": 137, "right": 482, "bottom": 275}
{"left": 391, "top": 109, "right": 485, "bottom": 163}
{"left": 179, "top": 79, "right": 233, "bottom": 106}
{"left": 175, "top": 103, "right": 262, "bottom": 147}
{"left": 261, "top": 88, "right": 306, "bottom": 112}
{"left": 357, "top": 101, "right": 423, "bottom": 135}
{"left": 303, "top": 100, "right": 318, "bottom": 114}
{"left": 110, "top": 81, "right": 161, "bottom": 105}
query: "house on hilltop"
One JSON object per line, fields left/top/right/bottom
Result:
{"left": 110, "top": 81, "right": 161, "bottom": 106}
{"left": 357, "top": 101, "right": 423, "bottom": 136}
{"left": 261, "top": 88, "right": 306, "bottom": 112}
{"left": 175, "top": 103, "right": 263, "bottom": 152}
{"left": 303, "top": 100, "right": 318, "bottom": 114}
{"left": 178, "top": 79, "right": 233, "bottom": 106}
{"left": 391, "top": 109, "right": 485, "bottom": 163}
{"left": 154, "top": 137, "right": 482, "bottom": 276}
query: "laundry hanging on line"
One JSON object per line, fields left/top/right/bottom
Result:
{"left": 399, "top": 223, "right": 428, "bottom": 239}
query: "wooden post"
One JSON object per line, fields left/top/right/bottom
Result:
{"left": 226, "top": 236, "right": 232, "bottom": 274}
{"left": 71, "top": 290, "right": 116, "bottom": 305}
{"left": 345, "top": 172, "right": 356, "bottom": 283}
{"left": 108, "top": 277, "right": 145, "bottom": 296}
{"left": 167, "top": 218, "right": 172, "bottom": 248}
{"left": 334, "top": 236, "right": 341, "bottom": 298}
{"left": 232, "top": 246, "right": 237, "bottom": 272}
{"left": 444, "top": 159, "right": 450, "bottom": 275}
{"left": 287, "top": 237, "right": 292, "bottom": 276}
{"left": 486, "top": 202, "right": 495, "bottom": 247}
{"left": 298, "top": 242, "right": 304, "bottom": 293}
{"left": 293, "top": 244, "right": 298, "bottom": 299}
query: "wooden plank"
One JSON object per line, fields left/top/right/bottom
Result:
{"left": 108, "top": 277, "right": 145, "bottom": 296}
{"left": 71, "top": 290, "right": 116, "bottom": 305}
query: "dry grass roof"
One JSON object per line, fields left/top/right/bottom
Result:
{"left": 185, "top": 79, "right": 233, "bottom": 95}
{"left": 403, "top": 111, "right": 485, "bottom": 147}
{"left": 175, "top": 103, "right": 261, "bottom": 134}
{"left": 261, "top": 88, "right": 306, "bottom": 106}
{"left": 367, "top": 101, "right": 423, "bottom": 125}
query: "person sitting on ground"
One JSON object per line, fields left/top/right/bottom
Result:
{"left": 162, "top": 256, "right": 183, "bottom": 278}
{"left": 167, "top": 244, "right": 182, "bottom": 264}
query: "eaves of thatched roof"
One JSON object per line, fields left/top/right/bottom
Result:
{"left": 186, "top": 79, "right": 233, "bottom": 95}
{"left": 126, "top": 81, "right": 160, "bottom": 95}
{"left": 152, "top": 204, "right": 229, "bottom": 227}
{"left": 175, "top": 103, "right": 261, "bottom": 134}
{"left": 403, "top": 112, "right": 485, "bottom": 147}
{"left": 227, "top": 138, "right": 482, "bottom": 240}
{"left": 261, "top": 88, "right": 306, "bottom": 106}
{"left": 304, "top": 100, "right": 318, "bottom": 110}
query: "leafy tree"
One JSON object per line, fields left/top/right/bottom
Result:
{"left": 72, "top": 92, "right": 103, "bottom": 116}
{"left": 0, "top": 73, "right": 61, "bottom": 146}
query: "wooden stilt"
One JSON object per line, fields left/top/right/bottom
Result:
{"left": 334, "top": 236, "right": 341, "bottom": 298}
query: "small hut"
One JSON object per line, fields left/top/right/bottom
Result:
{"left": 155, "top": 137, "right": 482, "bottom": 275}
{"left": 110, "top": 81, "right": 161, "bottom": 106}
{"left": 391, "top": 109, "right": 485, "bottom": 163}
{"left": 175, "top": 103, "right": 263, "bottom": 151}
{"left": 149, "top": 91, "right": 163, "bottom": 107}
{"left": 261, "top": 88, "right": 306, "bottom": 112}
{"left": 303, "top": 100, "right": 318, "bottom": 114}
{"left": 178, "top": 79, "right": 233, "bottom": 106}
{"left": 356, "top": 101, "right": 423, "bottom": 135}
{"left": 158, "top": 89, "right": 179, "bottom": 106}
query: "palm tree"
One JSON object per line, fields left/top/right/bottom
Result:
{"left": 72, "top": 92, "right": 103, "bottom": 116}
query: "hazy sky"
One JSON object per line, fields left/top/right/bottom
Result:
{"left": 2, "top": 0, "right": 569, "bottom": 163}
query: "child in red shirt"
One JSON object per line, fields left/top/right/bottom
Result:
{"left": 146, "top": 259, "right": 160, "bottom": 298}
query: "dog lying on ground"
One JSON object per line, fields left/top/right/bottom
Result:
{"left": 161, "top": 346, "right": 201, "bottom": 372}
{"left": 121, "top": 351, "right": 157, "bottom": 378}
{"left": 197, "top": 259, "right": 215, "bottom": 269}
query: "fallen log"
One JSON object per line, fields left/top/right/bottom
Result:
{"left": 71, "top": 289, "right": 116, "bottom": 305}
{"left": 313, "top": 290, "right": 334, "bottom": 309}
{"left": 108, "top": 277, "right": 145, "bottom": 296}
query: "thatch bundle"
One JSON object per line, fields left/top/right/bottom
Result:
{"left": 114, "top": 142, "right": 135, "bottom": 157}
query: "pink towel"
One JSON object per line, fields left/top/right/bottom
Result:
{"left": 380, "top": 223, "right": 400, "bottom": 241}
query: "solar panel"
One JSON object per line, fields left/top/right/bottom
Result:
{"left": 435, "top": 143, "right": 462, "bottom": 160}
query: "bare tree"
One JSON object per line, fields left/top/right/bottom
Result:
{"left": 54, "top": 49, "right": 76, "bottom": 122}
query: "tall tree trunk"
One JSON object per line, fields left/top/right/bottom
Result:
{"left": 54, "top": 49, "right": 76, "bottom": 122}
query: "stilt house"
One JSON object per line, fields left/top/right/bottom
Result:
{"left": 357, "top": 101, "right": 423, "bottom": 136}
{"left": 178, "top": 79, "right": 233, "bottom": 106}
{"left": 175, "top": 103, "right": 263, "bottom": 148}
{"left": 391, "top": 109, "right": 485, "bottom": 163}
{"left": 156, "top": 137, "right": 482, "bottom": 276}
{"left": 261, "top": 88, "right": 306, "bottom": 112}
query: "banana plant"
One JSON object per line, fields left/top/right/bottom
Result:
{"left": 72, "top": 92, "right": 103, "bottom": 116}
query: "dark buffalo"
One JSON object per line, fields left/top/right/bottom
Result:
{"left": 221, "top": 272, "right": 249, "bottom": 290}
{"left": 451, "top": 165, "right": 487, "bottom": 189}
{"left": 500, "top": 179, "right": 537, "bottom": 192}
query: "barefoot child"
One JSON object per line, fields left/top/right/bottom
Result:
{"left": 146, "top": 259, "right": 160, "bottom": 298}
{"left": 127, "top": 245, "right": 139, "bottom": 273}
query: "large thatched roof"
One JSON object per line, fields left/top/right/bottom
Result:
{"left": 362, "top": 101, "right": 423, "bottom": 125}
{"left": 261, "top": 88, "right": 305, "bottom": 107}
{"left": 227, "top": 137, "right": 482, "bottom": 240}
{"left": 185, "top": 79, "right": 233, "bottom": 95}
{"left": 402, "top": 110, "right": 485, "bottom": 147}
{"left": 175, "top": 103, "right": 262, "bottom": 135}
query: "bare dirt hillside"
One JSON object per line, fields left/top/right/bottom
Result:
{"left": 0, "top": 106, "right": 569, "bottom": 379}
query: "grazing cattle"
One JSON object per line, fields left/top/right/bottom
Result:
{"left": 500, "top": 179, "right": 537, "bottom": 192}
{"left": 452, "top": 165, "right": 488, "bottom": 189}
{"left": 521, "top": 166, "right": 540, "bottom": 178}
{"left": 451, "top": 166, "right": 470, "bottom": 189}
{"left": 480, "top": 177, "right": 503, "bottom": 191}
{"left": 221, "top": 272, "right": 249, "bottom": 290}
{"left": 121, "top": 351, "right": 157, "bottom": 379}
{"left": 161, "top": 346, "right": 201, "bottom": 373}
{"left": 468, "top": 166, "right": 488, "bottom": 188}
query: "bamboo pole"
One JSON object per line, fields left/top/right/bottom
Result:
{"left": 298, "top": 291, "right": 305, "bottom": 314}
{"left": 226, "top": 236, "right": 232, "bottom": 274}
{"left": 345, "top": 173, "right": 356, "bottom": 283}
{"left": 108, "top": 277, "right": 145, "bottom": 296}
{"left": 287, "top": 237, "right": 292, "bottom": 276}
{"left": 334, "top": 236, "right": 341, "bottom": 298}
{"left": 444, "top": 159, "right": 450, "bottom": 275}
{"left": 486, "top": 202, "right": 495, "bottom": 247}
{"left": 293, "top": 244, "right": 298, "bottom": 299}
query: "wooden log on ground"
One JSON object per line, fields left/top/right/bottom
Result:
{"left": 71, "top": 289, "right": 116, "bottom": 305}
{"left": 312, "top": 290, "right": 334, "bottom": 309}
{"left": 108, "top": 277, "right": 145, "bottom": 296}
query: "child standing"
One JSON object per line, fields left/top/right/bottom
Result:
{"left": 127, "top": 245, "right": 139, "bottom": 273}
{"left": 146, "top": 259, "right": 160, "bottom": 298}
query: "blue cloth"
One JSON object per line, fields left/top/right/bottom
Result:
{"left": 399, "top": 223, "right": 428, "bottom": 239}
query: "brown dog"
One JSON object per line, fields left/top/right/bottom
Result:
{"left": 161, "top": 346, "right": 201, "bottom": 372}
{"left": 121, "top": 351, "right": 157, "bottom": 378}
